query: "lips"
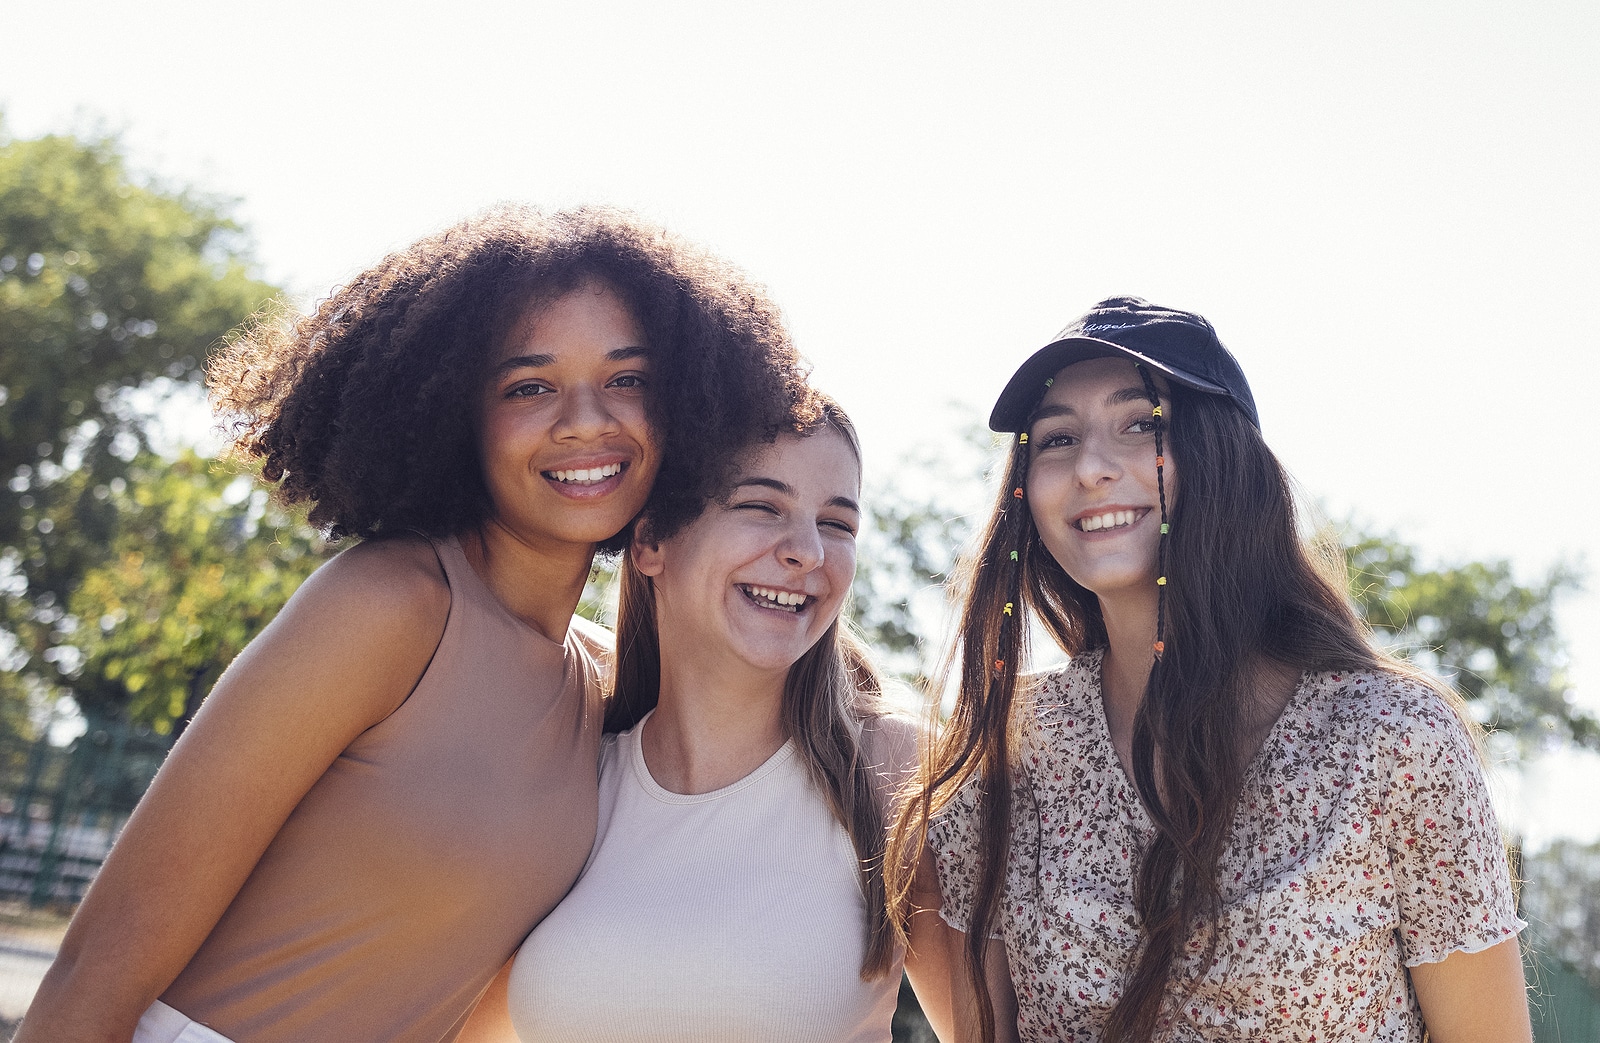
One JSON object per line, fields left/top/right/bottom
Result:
{"left": 738, "top": 584, "right": 813, "bottom": 613}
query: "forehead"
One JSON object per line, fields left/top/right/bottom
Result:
{"left": 1035, "top": 355, "right": 1161, "bottom": 413}
{"left": 738, "top": 429, "right": 862, "bottom": 493}
{"left": 494, "top": 280, "right": 645, "bottom": 360}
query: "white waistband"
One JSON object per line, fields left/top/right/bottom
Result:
{"left": 133, "top": 1000, "right": 236, "bottom": 1043}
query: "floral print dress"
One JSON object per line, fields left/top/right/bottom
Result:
{"left": 929, "top": 651, "right": 1523, "bottom": 1042}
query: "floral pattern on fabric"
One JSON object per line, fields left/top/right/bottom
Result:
{"left": 929, "top": 651, "right": 1524, "bottom": 1042}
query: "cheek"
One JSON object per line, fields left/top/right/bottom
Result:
{"left": 478, "top": 403, "right": 537, "bottom": 462}
{"left": 831, "top": 546, "right": 858, "bottom": 591}
{"left": 620, "top": 397, "right": 659, "bottom": 448}
{"left": 1025, "top": 467, "right": 1071, "bottom": 531}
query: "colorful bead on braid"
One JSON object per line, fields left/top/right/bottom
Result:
{"left": 991, "top": 429, "right": 1032, "bottom": 685}
{"left": 1132, "top": 363, "right": 1172, "bottom": 660}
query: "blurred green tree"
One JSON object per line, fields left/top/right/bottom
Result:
{"left": 1346, "top": 532, "right": 1592, "bottom": 753}
{"left": 60, "top": 450, "right": 326, "bottom": 735}
{"left": 0, "top": 120, "right": 279, "bottom": 732}
{"left": 1521, "top": 838, "right": 1600, "bottom": 991}
{"left": 850, "top": 414, "right": 994, "bottom": 686}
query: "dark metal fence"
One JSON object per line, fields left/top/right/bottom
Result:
{"left": 0, "top": 719, "right": 171, "bottom": 908}
{"left": 1529, "top": 931, "right": 1600, "bottom": 1042}
{"left": 0, "top": 718, "right": 171, "bottom": 1032}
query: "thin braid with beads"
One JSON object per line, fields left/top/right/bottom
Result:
{"left": 1132, "top": 363, "right": 1171, "bottom": 659}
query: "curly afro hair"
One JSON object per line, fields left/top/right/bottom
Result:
{"left": 210, "top": 205, "right": 812, "bottom": 550}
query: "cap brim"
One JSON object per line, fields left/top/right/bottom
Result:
{"left": 987, "top": 336, "right": 1232, "bottom": 432}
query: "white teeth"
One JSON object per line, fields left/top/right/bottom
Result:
{"left": 1078, "top": 510, "right": 1140, "bottom": 532}
{"left": 548, "top": 463, "right": 623, "bottom": 483}
{"left": 743, "top": 585, "right": 808, "bottom": 611}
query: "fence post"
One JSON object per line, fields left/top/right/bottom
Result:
{"left": 30, "top": 731, "right": 91, "bottom": 907}
{"left": 5, "top": 731, "right": 51, "bottom": 849}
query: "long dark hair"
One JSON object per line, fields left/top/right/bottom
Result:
{"left": 888, "top": 377, "right": 1440, "bottom": 1040}
{"left": 607, "top": 399, "right": 900, "bottom": 980}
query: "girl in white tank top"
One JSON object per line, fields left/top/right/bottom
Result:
{"left": 488, "top": 399, "right": 956, "bottom": 1042}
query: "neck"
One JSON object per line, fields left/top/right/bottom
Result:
{"left": 1096, "top": 586, "right": 1160, "bottom": 773}
{"left": 459, "top": 522, "right": 596, "bottom": 642}
{"left": 1095, "top": 587, "right": 1303, "bottom": 777}
{"left": 642, "top": 650, "right": 788, "bottom": 795}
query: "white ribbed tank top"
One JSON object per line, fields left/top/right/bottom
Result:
{"left": 508, "top": 713, "right": 901, "bottom": 1043}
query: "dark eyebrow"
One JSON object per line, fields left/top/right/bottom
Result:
{"left": 1027, "top": 385, "right": 1156, "bottom": 427}
{"left": 734, "top": 476, "right": 792, "bottom": 496}
{"left": 491, "top": 345, "right": 649, "bottom": 378}
{"left": 1106, "top": 385, "right": 1155, "bottom": 407}
{"left": 732, "top": 477, "right": 860, "bottom": 515}
{"left": 493, "top": 353, "right": 555, "bottom": 375}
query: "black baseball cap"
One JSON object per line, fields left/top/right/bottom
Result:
{"left": 988, "top": 296, "right": 1259, "bottom": 432}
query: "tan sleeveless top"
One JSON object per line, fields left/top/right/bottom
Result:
{"left": 161, "top": 537, "right": 605, "bottom": 1042}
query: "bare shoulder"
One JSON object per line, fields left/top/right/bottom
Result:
{"left": 860, "top": 710, "right": 928, "bottom": 818}
{"left": 861, "top": 711, "right": 925, "bottom": 775}
{"left": 565, "top": 614, "right": 615, "bottom": 689}
{"left": 200, "top": 535, "right": 452, "bottom": 730}
{"left": 566, "top": 613, "right": 615, "bottom": 659}
{"left": 295, "top": 534, "right": 451, "bottom": 631}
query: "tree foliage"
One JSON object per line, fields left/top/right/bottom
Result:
{"left": 0, "top": 121, "right": 280, "bottom": 731}
{"left": 850, "top": 417, "right": 993, "bottom": 684}
{"left": 1346, "top": 532, "right": 1592, "bottom": 753}
{"left": 61, "top": 451, "right": 326, "bottom": 734}
{"left": 1522, "top": 838, "right": 1600, "bottom": 991}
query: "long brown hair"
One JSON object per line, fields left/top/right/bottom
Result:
{"left": 607, "top": 399, "right": 901, "bottom": 980}
{"left": 888, "top": 378, "right": 1438, "bottom": 1040}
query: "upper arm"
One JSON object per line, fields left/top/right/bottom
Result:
{"left": 19, "top": 537, "right": 451, "bottom": 1041}
{"left": 1411, "top": 937, "right": 1532, "bottom": 1043}
{"left": 903, "top": 843, "right": 955, "bottom": 1040}
{"left": 943, "top": 929, "right": 1018, "bottom": 1043}
{"left": 859, "top": 711, "right": 925, "bottom": 816}
{"left": 455, "top": 957, "right": 518, "bottom": 1043}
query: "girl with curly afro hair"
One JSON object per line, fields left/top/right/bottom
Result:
{"left": 22, "top": 205, "right": 815, "bottom": 1043}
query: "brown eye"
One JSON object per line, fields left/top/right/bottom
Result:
{"left": 507, "top": 382, "right": 553, "bottom": 399}
{"left": 1034, "top": 431, "right": 1079, "bottom": 450}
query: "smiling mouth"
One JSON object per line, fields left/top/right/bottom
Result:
{"left": 543, "top": 462, "right": 625, "bottom": 485}
{"left": 739, "top": 584, "right": 813, "bottom": 613}
{"left": 1074, "top": 508, "right": 1149, "bottom": 533}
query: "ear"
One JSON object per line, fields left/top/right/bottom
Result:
{"left": 630, "top": 534, "right": 667, "bottom": 578}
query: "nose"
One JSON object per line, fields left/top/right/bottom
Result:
{"left": 551, "top": 384, "right": 621, "bottom": 442}
{"left": 776, "top": 520, "right": 825, "bottom": 573}
{"left": 1074, "top": 430, "right": 1122, "bottom": 487}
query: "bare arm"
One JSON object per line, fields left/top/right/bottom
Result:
{"left": 16, "top": 538, "right": 450, "bottom": 1043}
{"left": 903, "top": 847, "right": 957, "bottom": 1041}
{"left": 455, "top": 958, "right": 518, "bottom": 1043}
{"left": 945, "top": 933, "right": 1018, "bottom": 1043}
{"left": 903, "top": 845, "right": 1018, "bottom": 1043}
{"left": 1411, "top": 937, "right": 1532, "bottom": 1043}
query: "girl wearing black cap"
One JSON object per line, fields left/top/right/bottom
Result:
{"left": 886, "top": 298, "right": 1529, "bottom": 1042}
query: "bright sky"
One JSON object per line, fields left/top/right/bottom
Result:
{"left": 4, "top": 0, "right": 1598, "bottom": 835}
